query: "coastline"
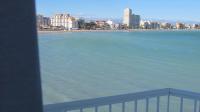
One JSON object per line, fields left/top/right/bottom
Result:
{"left": 38, "top": 29, "right": 200, "bottom": 33}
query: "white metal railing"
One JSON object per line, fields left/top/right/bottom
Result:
{"left": 44, "top": 88, "right": 200, "bottom": 112}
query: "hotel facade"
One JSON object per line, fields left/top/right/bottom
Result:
{"left": 51, "top": 14, "right": 78, "bottom": 30}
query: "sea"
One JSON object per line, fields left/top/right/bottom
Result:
{"left": 38, "top": 30, "right": 200, "bottom": 110}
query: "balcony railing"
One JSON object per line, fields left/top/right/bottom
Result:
{"left": 44, "top": 88, "right": 200, "bottom": 112}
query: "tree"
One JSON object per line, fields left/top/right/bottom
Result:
{"left": 84, "top": 22, "right": 97, "bottom": 30}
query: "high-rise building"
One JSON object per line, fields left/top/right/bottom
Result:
{"left": 123, "top": 8, "right": 141, "bottom": 29}
{"left": 123, "top": 8, "right": 133, "bottom": 28}
{"left": 132, "top": 14, "right": 141, "bottom": 29}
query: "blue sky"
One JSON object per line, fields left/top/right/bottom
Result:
{"left": 36, "top": 0, "right": 200, "bottom": 22}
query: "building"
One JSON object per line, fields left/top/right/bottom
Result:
{"left": 43, "top": 17, "right": 51, "bottom": 28}
{"left": 176, "top": 22, "right": 185, "bottom": 29}
{"left": 123, "top": 8, "right": 133, "bottom": 28}
{"left": 150, "top": 22, "right": 160, "bottom": 29}
{"left": 37, "top": 15, "right": 43, "bottom": 27}
{"left": 140, "top": 21, "right": 151, "bottom": 29}
{"left": 77, "top": 18, "right": 85, "bottom": 29}
{"left": 51, "top": 14, "right": 69, "bottom": 28}
{"left": 113, "top": 23, "right": 121, "bottom": 29}
{"left": 132, "top": 14, "right": 141, "bottom": 29}
{"left": 123, "top": 8, "right": 141, "bottom": 29}
{"left": 161, "top": 23, "right": 173, "bottom": 29}
{"left": 106, "top": 20, "right": 115, "bottom": 29}
{"left": 36, "top": 15, "right": 51, "bottom": 29}
{"left": 95, "top": 21, "right": 106, "bottom": 28}
{"left": 192, "top": 24, "right": 200, "bottom": 29}
{"left": 51, "top": 14, "right": 78, "bottom": 30}
{"left": 192, "top": 24, "right": 198, "bottom": 29}
{"left": 185, "top": 24, "right": 192, "bottom": 29}
{"left": 68, "top": 17, "right": 79, "bottom": 30}
{"left": 140, "top": 21, "right": 161, "bottom": 29}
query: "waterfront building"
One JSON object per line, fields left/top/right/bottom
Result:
{"left": 37, "top": 15, "right": 43, "bottom": 28}
{"left": 68, "top": 17, "right": 79, "bottom": 30}
{"left": 185, "top": 24, "right": 192, "bottom": 29}
{"left": 106, "top": 20, "right": 115, "bottom": 29}
{"left": 51, "top": 14, "right": 69, "bottom": 28}
{"left": 123, "top": 8, "right": 133, "bottom": 28}
{"left": 132, "top": 14, "right": 141, "bottom": 29}
{"left": 37, "top": 15, "right": 51, "bottom": 29}
{"left": 140, "top": 21, "right": 151, "bottom": 29}
{"left": 95, "top": 20, "right": 111, "bottom": 29}
{"left": 77, "top": 18, "right": 85, "bottom": 29}
{"left": 113, "top": 23, "right": 121, "bottom": 29}
{"left": 95, "top": 21, "right": 107, "bottom": 28}
{"left": 51, "top": 14, "right": 78, "bottom": 30}
{"left": 84, "top": 22, "right": 97, "bottom": 30}
{"left": 140, "top": 21, "right": 161, "bottom": 29}
{"left": 161, "top": 23, "right": 173, "bottom": 29}
{"left": 123, "top": 8, "right": 141, "bottom": 29}
{"left": 192, "top": 24, "right": 200, "bottom": 29}
{"left": 150, "top": 22, "right": 161, "bottom": 29}
{"left": 176, "top": 22, "right": 185, "bottom": 29}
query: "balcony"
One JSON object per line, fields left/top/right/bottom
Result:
{"left": 44, "top": 88, "right": 200, "bottom": 112}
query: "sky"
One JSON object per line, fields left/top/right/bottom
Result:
{"left": 36, "top": 0, "right": 200, "bottom": 22}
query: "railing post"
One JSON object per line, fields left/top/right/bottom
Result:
{"left": 157, "top": 96, "right": 160, "bottom": 112}
{"left": 109, "top": 104, "right": 112, "bottom": 112}
{"left": 135, "top": 100, "right": 138, "bottom": 112}
{"left": 80, "top": 108, "right": 83, "bottom": 112}
{"left": 180, "top": 97, "right": 183, "bottom": 112}
{"left": 167, "top": 95, "right": 170, "bottom": 112}
{"left": 194, "top": 100, "right": 197, "bottom": 112}
{"left": 95, "top": 106, "right": 98, "bottom": 112}
{"left": 146, "top": 98, "right": 149, "bottom": 112}
{"left": 199, "top": 101, "right": 200, "bottom": 112}
{"left": 122, "top": 102, "right": 125, "bottom": 112}
{"left": 64, "top": 109, "right": 68, "bottom": 112}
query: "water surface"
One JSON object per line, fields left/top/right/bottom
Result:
{"left": 38, "top": 31, "right": 200, "bottom": 104}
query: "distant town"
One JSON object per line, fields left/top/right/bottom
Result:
{"left": 37, "top": 8, "right": 200, "bottom": 31}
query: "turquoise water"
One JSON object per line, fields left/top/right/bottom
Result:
{"left": 38, "top": 31, "right": 200, "bottom": 105}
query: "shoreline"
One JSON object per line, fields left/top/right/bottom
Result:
{"left": 38, "top": 29, "right": 200, "bottom": 33}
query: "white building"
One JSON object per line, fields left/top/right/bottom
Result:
{"left": 140, "top": 21, "right": 151, "bottom": 29}
{"left": 123, "top": 8, "right": 141, "bottom": 29}
{"left": 106, "top": 20, "right": 114, "bottom": 29}
{"left": 51, "top": 14, "right": 78, "bottom": 30}
{"left": 140, "top": 21, "right": 161, "bottom": 29}
{"left": 123, "top": 8, "right": 133, "bottom": 28}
